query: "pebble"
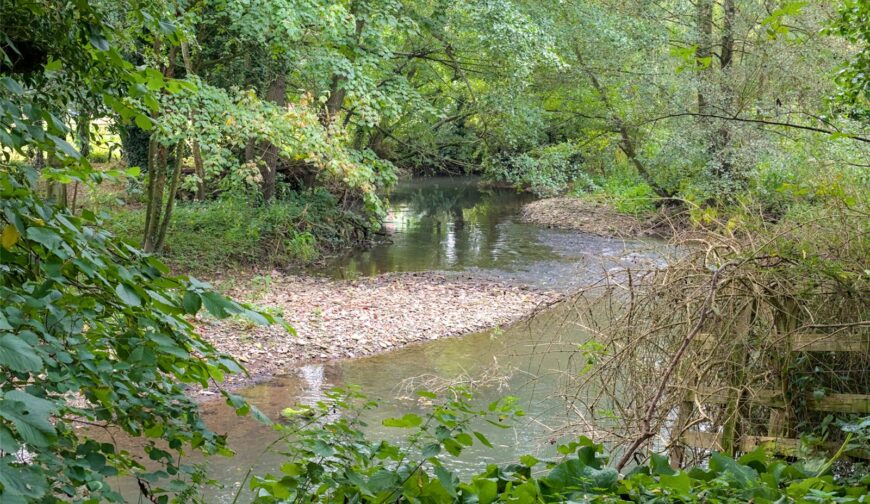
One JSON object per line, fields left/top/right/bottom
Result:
{"left": 196, "top": 271, "right": 561, "bottom": 391}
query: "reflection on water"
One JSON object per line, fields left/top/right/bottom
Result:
{"left": 175, "top": 302, "right": 600, "bottom": 502}
{"left": 316, "top": 177, "right": 654, "bottom": 292}
{"left": 318, "top": 177, "right": 548, "bottom": 278}
{"left": 118, "top": 177, "right": 662, "bottom": 501}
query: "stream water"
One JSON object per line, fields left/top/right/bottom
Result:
{"left": 119, "top": 177, "right": 661, "bottom": 501}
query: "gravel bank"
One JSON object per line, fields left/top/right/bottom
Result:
{"left": 197, "top": 272, "right": 562, "bottom": 390}
{"left": 521, "top": 197, "right": 655, "bottom": 238}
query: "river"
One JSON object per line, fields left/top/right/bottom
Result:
{"left": 119, "top": 177, "right": 661, "bottom": 501}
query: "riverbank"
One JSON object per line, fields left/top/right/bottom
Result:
{"left": 196, "top": 271, "right": 562, "bottom": 391}
{"left": 521, "top": 197, "right": 660, "bottom": 238}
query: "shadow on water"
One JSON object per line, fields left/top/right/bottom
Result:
{"left": 116, "top": 177, "right": 663, "bottom": 501}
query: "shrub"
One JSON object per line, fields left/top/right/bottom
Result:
{"left": 107, "top": 189, "right": 368, "bottom": 272}
{"left": 598, "top": 168, "right": 657, "bottom": 215}
{"left": 483, "top": 142, "right": 591, "bottom": 197}
{"left": 246, "top": 388, "right": 870, "bottom": 503}
{"left": 0, "top": 167, "right": 273, "bottom": 503}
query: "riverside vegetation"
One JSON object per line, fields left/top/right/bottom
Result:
{"left": 1, "top": 0, "right": 869, "bottom": 502}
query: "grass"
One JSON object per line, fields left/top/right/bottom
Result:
{"left": 105, "top": 188, "right": 371, "bottom": 274}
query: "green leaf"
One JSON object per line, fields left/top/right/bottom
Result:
{"left": 201, "top": 291, "right": 239, "bottom": 318}
{"left": 44, "top": 59, "right": 62, "bottom": 72}
{"left": 473, "top": 431, "right": 493, "bottom": 448}
{"left": 422, "top": 443, "right": 441, "bottom": 458}
{"left": 520, "top": 454, "right": 539, "bottom": 467}
{"left": 0, "top": 425, "right": 19, "bottom": 453}
{"left": 88, "top": 29, "right": 110, "bottom": 51}
{"left": 649, "top": 452, "right": 676, "bottom": 476}
{"left": 134, "top": 114, "right": 153, "bottom": 131}
{"left": 26, "top": 227, "right": 63, "bottom": 251}
{"left": 434, "top": 465, "right": 458, "bottom": 497}
{"left": 470, "top": 478, "right": 498, "bottom": 504}
{"left": 367, "top": 469, "right": 400, "bottom": 493}
{"left": 158, "top": 20, "right": 177, "bottom": 35}
{"left": 455, "top": 432, "right": 473, "bottom": 446}
{"left": 47, "top": 134, "right": 81, "bottom": 159}
{"left": 0, "top": 460, "right": 46, "bottom": 499}
{"left": 312, "top": 439, "right": 334, "bottom": 457}
{"left": 115, "top": 283, "right": 142, "bottom": 307}
{"left": 0, "top": 390, "right": 57, "bottom": 447}
{"left": 182, "top": 291, "right": 201, "bottom": 314}
{"left": 241, "top": 308, "right": 270, "bottom": 326}
{"left": 660, "top": 472, "right": 692, "bottom": 495}
{"left": 382, "top": 413, "right": 423, "bottom": 428}
{"left": 0, "top": 76, "right": 24, "bottom": 94}
{"left": 0, "top": 334, "right": 43, "bottom": 372}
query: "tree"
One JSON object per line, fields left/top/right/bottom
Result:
{"left": 1, "top": 1, "right": 277, "bottom": 501}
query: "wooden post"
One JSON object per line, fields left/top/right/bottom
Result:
{"left": 720, "top": 301, "right": 753, "bottom": 455}
{"left": 769, "top": 299, "right": 798, "bottom": 438}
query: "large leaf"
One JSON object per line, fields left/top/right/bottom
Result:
{"left": 115, "top": 283, "right": 142, "bottom": 307}
{"left": 382, "top": 413, "right": 423, "bottom": 428}
{"left": 0, "top": 334, "right": 43, "bottom": 372}
{"left": 0, "top": 390, "right": 57, "bottom": 447}
{"left": 544, "top": 457, "right": 619, "bottom": 495}
{"left": 26, "top": 227, "right": 63, "bottom": 252}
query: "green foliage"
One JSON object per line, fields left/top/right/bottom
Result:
{"left": 483, "top": 142, "right": 592, "bottom": 197}
{"left": 250, "top": 389, "right": 870, "bottom": 503}
{"left": 827, "top": 0, "right": 869, "bottom": 120}
{"left": 153, "top": 80, "right": 395, "bottom": 219}
{"left": 119, "top": 124, "right": 150, "bottom": 171}
{"left": 0, "top": 168, "right": 275, "bottom": 502}
{"left": 586, "top": 166, "right": 658, "bottom": 216}
{"left": 108, "top": 189, "right": 367, "bottom": 272}
{"left": 250, "top": 387, "right": 526, "bottom": 503}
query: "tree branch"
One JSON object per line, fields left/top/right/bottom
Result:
{"left": 639, "top": 112, "right": 870, "bottom": 144}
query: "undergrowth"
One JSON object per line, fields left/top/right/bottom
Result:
{"left": 243, "top": 387, "right": 870, "bottom": 503}
{"left": 107, "top": 189, "right": 370, "bottom": 273}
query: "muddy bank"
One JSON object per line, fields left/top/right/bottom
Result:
{"left": 196, "top": 272, "right": 562, "bottom": 391}
{"left": 521, "top": 197, "right": 657, "bottom": 238}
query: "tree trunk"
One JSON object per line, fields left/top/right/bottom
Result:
{"left": 261, "top": 74, "right": 286, "bottom": 202}
{"left": 180, "top": 41, "right": 206, "bottom": 200}
{"left": 45, "top": 153, "right": 67, "bottom": 207}
{"left": 155, "top": 143, "right": 185, "bottom": 252}
{"left": 573, "top": 47, "right": 670, "bottom": 199}
{"left": 144, "top": 143, "right": 167, "bottom": 252}
{"left": 320, "top": 14, "right": 365, "bottom": 126}
{"left": 323, "top": 74, "right": 347, "bottom": 125}
{"left": 695, "top": 0, "right": 713, "bottom": 115}
{"left": 143, "top": 138, "right": 158, "bottom": 238}
{"left": 714, "top": 0, "right": 736, "bottom": 180}
{"left": 77, "top": 114, "right": 90, "bottom": 159}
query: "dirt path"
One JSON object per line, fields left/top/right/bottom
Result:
{"left": 196, "top": 272, "right": 562, "bottom": 390}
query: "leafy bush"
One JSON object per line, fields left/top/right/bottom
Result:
{"left": 0, "top": 167, "right": 274, "bottom": 503}
{"left": 483, "top": 142, "right": 592, "bottom": 197}
{"left": 108, "top": 189, "right": 368, "bottom": 272}
{"left": 598, "top": 168, "right": 657, "bottom": 215}
{"left": 247, "top": 388, "right": 870, "bottom": 503}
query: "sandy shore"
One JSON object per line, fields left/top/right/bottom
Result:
{"left": 521, "top": 197, "right": 655, "bottom": 238}
{"left": 196, "top": 272, "right": 562, "bottom": 390}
